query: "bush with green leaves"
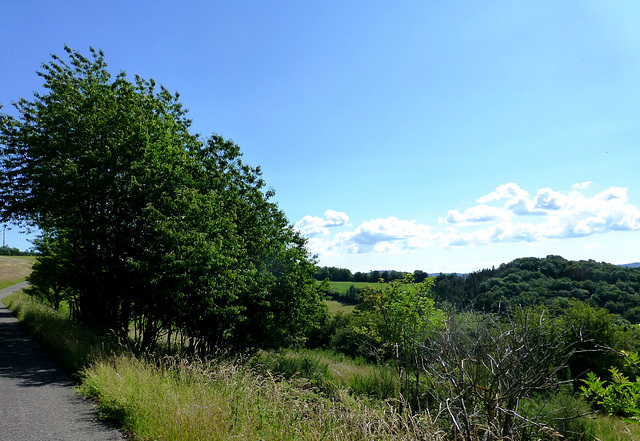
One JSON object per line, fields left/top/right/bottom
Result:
{"left": 581, "top": 351, "right": 640, "bottom": 422}
{"left": 353, "top": 274, "right": 444, "bottom": 405}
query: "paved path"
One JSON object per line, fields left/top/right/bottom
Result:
{"left": 0, "top": 282, "right": 124, "bottom": 440}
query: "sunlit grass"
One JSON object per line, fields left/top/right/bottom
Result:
{"left": 252, "top": 349, "right": 399, "bottom": 401}
{"left": 589, "top": 415, "right": 640, "bottom": 440}
{"left": 327, "top": 281, "right": 387, "bottom": 293}
{"left": 4, "top": 292, "right": 442, "bottom": 440}
{"left": 80, "top": 354, "right": 440, "bottom": 441}
{"left": 325, "top": 299, "right": 355, "bottom": 315}
{"left": 7, "top": 290, "right": 640, "bottom": 441}
{"left": 0, "top": 255, "right": 34, "bottom": 289}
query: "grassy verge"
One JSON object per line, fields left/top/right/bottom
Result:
{"left": 80, "top": 355, "right": 435, "bottom": 441}
{"left": 3, "top": 292, "right": 442, "bottom": 440}
{"left": 252, "top": 349, "right": 399, "bottom": 400}
{"left": 5, "top": 291, "right": 640, "bottom": 441}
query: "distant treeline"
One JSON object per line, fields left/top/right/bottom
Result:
{"left": 314, "top": 266, "right": 432, "bottom": 283}
{"left": 0, "top": 246, "right": 35, "bottom": 256}
{"left": 317, "top": 255, "right": 640, "bottom": 323}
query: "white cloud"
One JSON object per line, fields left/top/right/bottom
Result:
{"left": 444, "top": 204, "right": 509, "bottom": 224}
{"left": 298, "top": 183, "right": 640, "bottom": 259}
{"left": 572, "top": 181, "right": 593, "bottom": 190}
{"left": 596, "top": 186, "right": 627, "bottom": 202}
{"left": 476, "top": 183, "right": 542, "bottom": 215}
{"left": 324, "top": 209, "right": 350, "bottom": 226}
{"left": 476, "top": 183, "right": 524, "bottom": 203}
{"left": 533, "top": 187, "right": 574, "bottom": 211}
{"left": 295, "top": 209, "right": 348, "bottom": 237}
{"left": 336, "top": 217, "right": 436, "bottom": 254}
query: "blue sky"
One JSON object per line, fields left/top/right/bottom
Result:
{"left": 2, "top": 1, "right": 639, "bottom": 273}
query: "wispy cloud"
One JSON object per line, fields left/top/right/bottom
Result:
{"left": 296, "top": 183, "right": 640, "bottom": 257}
{"left": 444, "top": 204, "right": 509, "bottom": 224}
{"left": 572, "top": 181, "right": 593, "bottom": 190}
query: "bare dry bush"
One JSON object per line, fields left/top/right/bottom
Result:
{"left": 422, "top": 309, "right": 577, "bottom": 440}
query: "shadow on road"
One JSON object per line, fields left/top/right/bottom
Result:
{"left": 0, "top": 306, "right": 76, "bottom": 388}
{"left": 0, "top": 283, "right": 124, "bottom": 440}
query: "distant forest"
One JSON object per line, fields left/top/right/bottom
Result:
{"left": 315, "top": 267, "right": 432, "bottom": 284}
{"left": 316, "top": 255, "right": 640, "bottom": 323}
{"left": 0, "top": 246, "right": 35, "bottom": 256}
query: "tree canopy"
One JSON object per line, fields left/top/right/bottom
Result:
{"left": 0, "top": 46, "right": 326, "bottom": 352}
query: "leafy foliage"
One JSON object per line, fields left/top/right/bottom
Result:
{"left": 581, "top": 351, "right": 640, "bottom": 422}
{"left": 317, "top": 256, "right": 640, "bottom": 323}
{"left": 440, "top": 256, "right": 640, "bottom": 321}
{"left": 0, "top": 46, "right": 326, "bottom": 353}
{"left": 353, "top": 274, "right": 444, "bottom": 404}
{"left": 581, "top": 369, "right": 640, "bottom": 422}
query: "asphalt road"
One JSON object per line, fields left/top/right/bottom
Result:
{"left": 0, "top": 282, "right": 124, "bottom": 441}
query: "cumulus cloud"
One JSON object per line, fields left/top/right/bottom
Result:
{"left": 336, "top": 217, "right": 436, "bottom": 254}
{"left": 476, "top": 183, "right": 545, "bottom": 215}
{"left": 297, "top": 183, "right": 640, "bottom": 258}
{"left": 533, "top": 187, "right": 574, "bottom": 211}
{"left": 295, "top": 209, "right": 348, "bottom": 237}
{"left": 443, "top": 184, "right": 640, "bottom": 245}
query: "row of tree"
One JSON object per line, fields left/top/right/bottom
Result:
{"left": 314, "top": 266, "right": 431, "bottom": 283}
{"left": 0, "top": 245, "right": 35, "bottom": 256}
{"left": 0, "top": 46, "right": 327, "bottom": 353}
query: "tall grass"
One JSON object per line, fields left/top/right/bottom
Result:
{"left": 80, "top": 355, "right": 441, "bottom": 441}
{"left": 253, "top": 349, "right": 399, "bottom": 400}
{"left": 4, "top": 292, "right": 444, "bottom": 440}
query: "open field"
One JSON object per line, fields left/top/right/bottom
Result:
{"left": 327, "top": 281, "right": 387, "bottom": 294}
{"left": 0, "top": 255, "right": 34, "bottom": 289}
{"left": 325, "top": 299, "right": 355, "bottom": 315}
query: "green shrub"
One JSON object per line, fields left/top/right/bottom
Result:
{"left": 580, "top": 351, "right": 640, "bottom": 422}
{"left": 581, "top": 368, "right": 640, "bottom": 422}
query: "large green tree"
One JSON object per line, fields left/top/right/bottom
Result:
{"left": 0, "top": 46, "right": 326, "bottom": 351}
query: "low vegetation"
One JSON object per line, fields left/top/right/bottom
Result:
{"left": 4, "top": 292, "right": 439, "bottom": 440}
{"left": 79, "top": 355, "right": 436, "bottom": 441}
{"left": 6, "top": 279, "right": 640, "bottom": 440}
